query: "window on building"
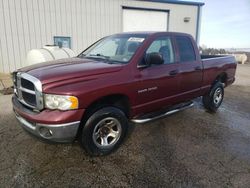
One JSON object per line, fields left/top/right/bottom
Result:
{"left": 54, "top": 36, "right": 71, "bottom": 48}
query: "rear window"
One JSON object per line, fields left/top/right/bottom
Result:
{"left": 176, "top": 36, "right": 196, "bottom": 62}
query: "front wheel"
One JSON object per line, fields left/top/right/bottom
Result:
{"left": 80, "top": 107, "right": 128, "bottom": 156}
{"left": 202, "top": 81, "right": 224, "bottom": 113}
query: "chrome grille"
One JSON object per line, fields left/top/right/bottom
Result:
{"left": 21, "top": 78, "right": 35, "bottom": 90}
{"left": 22, "top": 91, "right": 37, "bottom": 106}
{"left": 13, "top": 72, "right": 43, "bottom": 111}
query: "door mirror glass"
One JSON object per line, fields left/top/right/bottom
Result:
{"left": 145, "top": 52, "right": 164, "bottom": 65}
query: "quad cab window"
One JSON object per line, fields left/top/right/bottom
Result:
{"left": 146, "top": 36, "right": 175, "bottom": 65}
{"left": 176, "top": 36, "right": 196, "bottom": 62}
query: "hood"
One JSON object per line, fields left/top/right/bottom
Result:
{"left": 19, "top": 57, "right": 123, "bottom": 85}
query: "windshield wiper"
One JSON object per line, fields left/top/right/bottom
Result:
{"left": 84, "top": 53, "right": 124, "bottom": 64}
{"left": 88, "top": 53, "right": 110, "bottom": 60}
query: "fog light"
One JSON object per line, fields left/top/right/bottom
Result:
{"left": 39, "top": 127, "right": 53, "bottom": 138}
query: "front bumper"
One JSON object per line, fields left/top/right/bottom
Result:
{"left": 12, "top": 96, "right": 84, "bottom": 143}
{"left": 14, "top": 110, "right": 80, "bottom": 142}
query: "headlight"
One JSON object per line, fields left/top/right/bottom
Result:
{"left": 44, "top": 94, "right": 79, "bottom": 110}
{"left": 12, "top": 72, "right": 16, "bottom": 84}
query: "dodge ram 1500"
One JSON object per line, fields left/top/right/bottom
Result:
{"left": 12, "top": 32, "right": 237, "bottom": 155}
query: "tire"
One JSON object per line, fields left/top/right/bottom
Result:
{"left": 202, "top": 81, "right": 224, "bottom": 113}
{"left": 80, "top": 107, "right": 128, "bottom": 156}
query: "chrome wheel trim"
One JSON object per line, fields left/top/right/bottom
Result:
{"left": 213, "top": 88, "right": 223, "bottom": 105}
{"left": 92, "top": 117, "right": 122, "bottom": 149}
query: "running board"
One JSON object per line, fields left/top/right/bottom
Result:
{"left": 131, "top": 102, "right": 194, "bottom": 124}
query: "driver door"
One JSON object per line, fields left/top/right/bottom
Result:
{"left": 135, "top": 36, "right": 181, "bottom": 114}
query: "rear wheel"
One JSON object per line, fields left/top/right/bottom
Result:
{"left": 202, "top": 81, "right": 224, "bottom": 113}
{"left": 80, "top": 107, "right": 128, "bottom": 156}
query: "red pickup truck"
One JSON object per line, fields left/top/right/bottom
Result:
{"left": 12, "top": 32, "right": 236, "bottom": 156}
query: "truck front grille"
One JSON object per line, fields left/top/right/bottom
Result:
{"left": 21, "top": 78, "right": 35, "bottom": 90}
{"left": 13, "top": 72, "right": 43, "bottom": 111}
{"left": 22, "top": 91, "right": 37, "bottom": 106}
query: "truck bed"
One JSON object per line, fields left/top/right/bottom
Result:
{"left": 201, "top": 54, "right": 236, "bottom": 65}
{"left": 201, "top": 54, "right": 231, "bottom": 59}
{"left": 201, "top": 54, "right": 237, "bottom": 89}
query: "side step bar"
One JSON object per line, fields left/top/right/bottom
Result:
{"left": 131, "top": 102, "right": 194, "bottom": 124}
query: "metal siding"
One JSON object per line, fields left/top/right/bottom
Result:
{"left": 9, "top": 0, "right": 20, "bottom": 69}
{"left": 72, "top": 0, "right": 78, "bottom": 51}
{"left": 91, "top": 0, "right": 97, "bottom": 41}
{"left": 40, "top": 0, "right": 48, "bottom": 43}
{"left": 28, "top": 0, "right": 36, "bottom": 48}
{"left": 66, "top": 0, "right": 72, "bottom": 36}
{"left": 81, "top": 0, "right": 87, "bottom": 49}
{"left": 3, "top": 0, "right": 16, "bottom": 71}
{"left": 0, "top": 1, "right": 4, "bottom": 72}
{"left": 15, "top": 0, "right": 26, "bottom": 68}
{"left": 0, "top": 0, "right": 198, "bottom": 73}
{"left": 95, "top": 0, "right": 101, "bottom": 39}
{"left": 0, "top": 38, "right": 3, "bottom": 73}
{"left": 21, "top": 0, "right": 31, "bottom": 54}
{"left": 76, "top": 0, "right": 81, "bottom": 50}
{"left": 34, "top": 0, "right": 41, "bottom": 46}
{"left": 139, "top": 0, "right": 204, "bottom": 6}
{"left": 0, "top": 1, "right": 7, "bottom": 72}
{"left": 49, "top": 0, "right": 56, "bottom": 40}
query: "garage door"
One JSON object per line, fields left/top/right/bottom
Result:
{"left": 123, "top": 8, "right": 169, "bottom": 32}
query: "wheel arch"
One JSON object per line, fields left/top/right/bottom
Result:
{"left": 87, "top": 94, "right": 130, "bottom": 116}
{"left": 81, "top": 93, "right": 131, "bottom": 123}
{"left": 213, "top": 72, "right": 227, "bottom": 86}
{"left": 76, "top": 93, "right": 131, "bottom": 139}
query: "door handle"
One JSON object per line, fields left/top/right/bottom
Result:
{"left": 169, "top": 69, "right": 179, "bottom": 76}
{"left": 194, "top": 66, "right": 202, "bottom": 71}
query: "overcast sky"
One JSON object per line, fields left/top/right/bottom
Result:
{"left": 198, "top": 0, "right": 250, "bottom": 48}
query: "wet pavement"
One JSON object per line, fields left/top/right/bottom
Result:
{"left": 1, "top": 64, "right": 250, "bottom": 187}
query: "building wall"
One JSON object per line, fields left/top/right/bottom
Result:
{"left": 0, "top": 0, "right": 199, "bottom": 73}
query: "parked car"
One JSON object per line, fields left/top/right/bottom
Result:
{"left": 12, "top": 32, "right": 237, "bottom": 156}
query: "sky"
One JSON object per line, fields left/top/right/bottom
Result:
{"left": 197, "top": 0, "right": 250, "bottom": 49}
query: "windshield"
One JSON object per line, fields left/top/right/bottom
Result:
{"left": 79, "top": 34, "right": 146, "bottom": 63}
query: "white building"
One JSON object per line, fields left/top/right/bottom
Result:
{"left": 0, "top": 0, "right": 204, "bottom": 73}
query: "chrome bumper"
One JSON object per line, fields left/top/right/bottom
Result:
{"left": 14, "top": 111, "right": 80, "bottom": 143}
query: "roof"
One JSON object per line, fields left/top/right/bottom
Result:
{"left": 141, "top": 0, "right": 205, "bottom": 6}
{"left": 114, "top": 31, "right": 193, "bottom": 37}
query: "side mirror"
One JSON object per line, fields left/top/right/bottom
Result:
{"left": 145, "top": 52, "right": 164, "bottom": 65}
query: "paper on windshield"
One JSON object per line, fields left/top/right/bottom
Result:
{"left": 128, "top": 37, "right": 145, "bottom": 42}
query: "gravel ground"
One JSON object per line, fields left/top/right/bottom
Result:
{"left": 0, "top": 64, "right": 250, "bottom": 187}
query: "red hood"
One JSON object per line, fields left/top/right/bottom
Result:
{"left": 19, "top": 57, "right": 123, "bottom": 85}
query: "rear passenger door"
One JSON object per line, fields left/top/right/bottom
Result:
{"left": 175, "top": 36, "right": 203, "bottom": 99}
